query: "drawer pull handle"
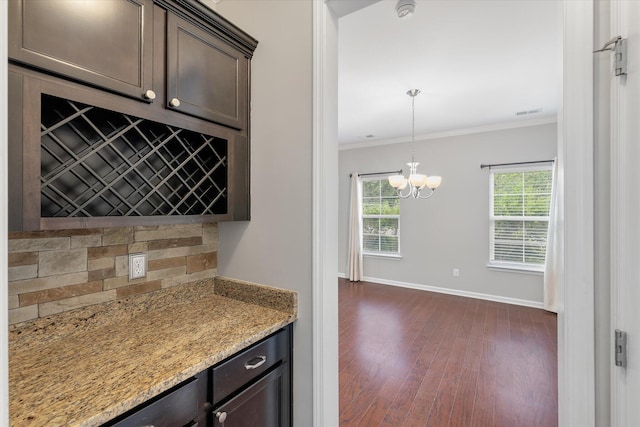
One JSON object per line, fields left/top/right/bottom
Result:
{"left": 244, "top": 355, "right": 267, "bottom": 370}
{"left": 216, "top": 411, "right": 227, "bottom": 423}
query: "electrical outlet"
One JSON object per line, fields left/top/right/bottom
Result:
{"left": 129, "top": 253, "right": 147, "bottom": 280}
{"left": 453, "top": 268, "right": 460, "bottom": 277}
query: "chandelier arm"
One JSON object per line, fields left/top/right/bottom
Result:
{"left": 416, "top": 188, "right": 436, "bottom": 199}
{"left": 396, "top": 187, "right": 412, "bottom": 199}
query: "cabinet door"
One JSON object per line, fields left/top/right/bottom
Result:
{"left": 212, "top": 364, "right": 290, "bottom": 427}
{"left": 167, "top": 13, "right": 248, "bottom": 130}
{"left": 106, "top": 374, "right": 202, "bottom": 427}
{"left": 8, "top": 0, "right": 154, "bottom": 102}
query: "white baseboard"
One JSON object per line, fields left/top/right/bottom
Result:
{"left": 337, "top": 273, "right": 544, "bottom": 309}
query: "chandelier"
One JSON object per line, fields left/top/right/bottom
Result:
{"left": 388, "top": 89, "right": 442, "bottom": 199}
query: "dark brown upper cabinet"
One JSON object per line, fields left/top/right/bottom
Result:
{"left": 8, "top": 0, "right": 257, "bottom": 132}
{"left": 8, "top": 0, "right": 155, "bottom": 102}
{"left": 167, "top": 13, "right": 248, "bottom": 130}
{"left": 8, "top": 0, "right": 257, "bottom": 230}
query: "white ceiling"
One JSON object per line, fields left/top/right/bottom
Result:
{"left": 338, "top": 0, "right": 561, "bottom": 147}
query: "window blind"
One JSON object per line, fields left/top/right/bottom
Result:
{"left": 490, "top": 167, "right": 552, "bottom": 267}
{"left": 361, "top": 177, "right": 400, "bottom": 254}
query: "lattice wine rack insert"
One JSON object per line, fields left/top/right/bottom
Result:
{"left": 40, "top": 95, "right": 228, "bottom": 217}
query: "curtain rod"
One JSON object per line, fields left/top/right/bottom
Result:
{"left": 349, "top": 170, "right": 403, "bottom": 178}
{"left": 480, "top": 159, "right": 555, "bottom": 170}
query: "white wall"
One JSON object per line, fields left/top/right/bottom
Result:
{"left": 339, "top": 123, "right": 557, "bottom": 304}
{"left": 213, "top": 2, "right": 314, "bottom": 426}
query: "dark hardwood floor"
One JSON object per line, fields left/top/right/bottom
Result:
{"left": 339, "top": 278, "right": 558, "bottom": 427}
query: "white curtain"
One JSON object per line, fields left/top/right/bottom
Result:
{"left": 347, "top": 173, "right": 363, "bottom": 281}
{"left": 544, "top": 158, "right": 559, "bottom": 312}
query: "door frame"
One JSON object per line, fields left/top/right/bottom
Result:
{"left": 312, "top": 2, "right": 340, "bottom": 426}
{"left": 609, "top": 0, "right": 637, "bottom": 425}
{"left": 311, "top": 0, "right": 597, "bottom": 426}
{"left": 558, "top": 0, "right": 596, "bottom": 425}
{"left": 1, "top": 0, "right": 9, "bottom": 423}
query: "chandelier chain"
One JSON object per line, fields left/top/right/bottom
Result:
{"left": 411, "top": 93, "right": 416, "bottom": 163}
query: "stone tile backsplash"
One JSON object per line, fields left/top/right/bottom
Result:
{"left": 8, "top": 223, "right": 218, "bottom": 324}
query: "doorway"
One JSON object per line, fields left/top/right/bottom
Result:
{"left": 313, "top": 0, "right": 597, "bottom": 426}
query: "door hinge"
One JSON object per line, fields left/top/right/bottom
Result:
{"left": 615, "top": 329, "right": 627, "bottom": 368}
{"left": 594, "top": 36, "right": 627, "bottom": 76}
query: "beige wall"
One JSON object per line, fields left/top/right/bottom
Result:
{"left": 339, "top": 123, "right": 558, "bottom": 304}
{"left": 8, "top": 224, "right": 218, "bottom": 324}
{"left": 213, "top": 1, "right": 315, "bottom": 426}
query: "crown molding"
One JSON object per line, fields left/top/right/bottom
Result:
{"left": 339, "top": 115, "right": 558, "bottom": 151}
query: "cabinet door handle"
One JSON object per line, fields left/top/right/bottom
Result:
{"left": 169, "top": 97, "right": 181, "bottom": 108}
{"left": 143, "top": 89, "right": 156, "bottom": 101}
{"left": 216, "top": 411, "right": 227, "bottom": 424}
{"left": 244, "top": 355, "right": 266, "bottom": 370}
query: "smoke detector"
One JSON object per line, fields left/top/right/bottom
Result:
{"left": 396, "top": 0, "right": 416, "bottom": 18}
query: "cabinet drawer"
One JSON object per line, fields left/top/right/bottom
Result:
{"left": 213, "top": 329, "right": 288, "bottom": 403}
{"left": 107, "top": 375, "right": 200, "bottom": 427}
{"left": 212, "top": 364, "right": 288, "bottom": 427}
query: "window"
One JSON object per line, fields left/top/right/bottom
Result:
{"left": 489, "top": 166, "right": 553, "bottom": 271}
{"left": 362, "top": 178, "right": 400, "bottom": 255}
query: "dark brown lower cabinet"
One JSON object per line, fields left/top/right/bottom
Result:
{"left": 102, "top": 325, "right": 292, "bottom": 427}
{"left": 211, "top": 325, "right": 291, "bottom": 427}
{"left": 105, "top": 371, "right": 208, "bottom": 427}
{"left": 212, "top": 364, "right": 289, "bottom": 427}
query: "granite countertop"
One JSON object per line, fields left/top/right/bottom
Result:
{"left": 9, "top": 277, "right": 297, "bottom": 426}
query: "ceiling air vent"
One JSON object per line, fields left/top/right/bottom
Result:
{"left": 516, "top": 108, "right": 543, "bottom": 116}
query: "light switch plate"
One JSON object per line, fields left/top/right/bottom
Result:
{"left": 129, "top": 253, "right": 147, "bottom": 280}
